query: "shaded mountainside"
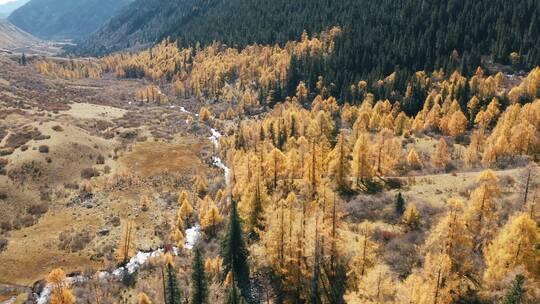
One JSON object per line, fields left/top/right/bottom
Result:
{"left": 0, "top": 0, "right": 29, "bottom": 18}
{"left": 0, "top": 18, "right": 39, "bottom": 50}
{"left": 78, "top": 0, "right": 540, "bottom": 98}
{"left": 75, "top": 0, "right": 211, "bottom": 54}
{"left": 8, "top": 0, "right": 133, "bottom": 40}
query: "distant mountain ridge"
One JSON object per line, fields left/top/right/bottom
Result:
{"left": 8, "top": 0, "right": 133, "bottom": 40}
{"left": 0, "top": 0, "right": 29, "bottom": 18}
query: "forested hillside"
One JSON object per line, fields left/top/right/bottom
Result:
{"left": 8, "top": 0, "right": 132, "bottom": 39}
{"left": 75, "top": 0, "right": 211, "bottom": 53}
{"left": 79, "top": 0, "right": 540, "bottom": 99}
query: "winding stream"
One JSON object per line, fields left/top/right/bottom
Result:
{"left": 27, "top": 106, "right": 230, "bottom": 304}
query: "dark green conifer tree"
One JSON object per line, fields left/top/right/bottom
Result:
{"left": 191, "top": 248, "right": 208, "bottom": 304}
{"left": 395, "top": 192, "right": 405, "bottom": 215}
{"left": 503, "top": 274, "right": 525, "bottom": 304}
{"left": 248, "top": 177, "right": 265, "bottom": 240}
{"left": 163, "top": 259, "right": 182, "bottom": 304}
{"left": 225, "top": 282, "right": 247, "bottom": 304}
{"left": 221, "top": 199, "right": 251, "bottom": 302}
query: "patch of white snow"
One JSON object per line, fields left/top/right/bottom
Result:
{"left": 209, "top": 128, "right": 222, "bottom": 147}
{"left": 184, "top": 225, "right": 201, "bottom": 250}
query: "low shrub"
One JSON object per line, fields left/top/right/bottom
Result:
{"left": 0, "top": 148, "right": 14, "bottom": 156}
{"left": 0, "top": 238, "right": 7, "bottom": 252}
{"left": 96, "top": 154, "right": 105, "bottom": 165}
{"left": 0, "top": 158, "right": 7, "bottom": 169}
{"left": 38, "top": 145, "right": 49, "bottom": 153}
{"left": 386, "top": 177, "right": 405, "bottom": 189}
{"left": 81, "top": 167, "right": 99, "bottom": 179}
{"left": 20, "top": 215, "right": 35, "bottom": 227}
{"left": 58, "top": 229, "right": 93, "bottom": 252}
{"left": 64, "top": 182, "right": 79, "bottom": 190}
{"left": 52, "top": 125, "right": 64, "bottom": 132}
{"left": 0, "top": 220, "right": 12, "bottom": 232}
{"left": 34, "top": 135, "right": 51, "bottom": 141}
{"left": 27, "top": 203, "right": 49, "bottom": 216}
{"left": 107, "top": 216, "right": 121, "bottom": 227}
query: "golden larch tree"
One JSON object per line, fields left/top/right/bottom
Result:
{"left": 351, "top": 131, "right": 374, "bottom": 188}
{"left": 403, "top": 204, "right": 421, "bottom": 230}
{"left": 464, "top": 170, "right": 502, "bottom": 248}
{"left": 199, "top": 107, "right": 212, "bottom": 122}
{"left": 448, "top": 110, "right": 467, "bottom": 137}
{"left": 138, "top": 292, "right": 153, "bottom": 304}
{"left": 424, "top": 199, "right": 473, "bottom": 275}
{"left": 483, "top": 213, "right": 540, "bottom": 296}
{"left": 327, "top": 131, "right": 351, "bottom": 192}
{"left": 398, "top": 253, "right": 455, "bottom": 304}
{"left": 201, "top": 203, "right": 224, "bottom": 237}
{"left": 345, "top": 263, "right": 398, "bottom": 303}
{"left": 349, "top": 221, "right": 379, "bottom": 282}
{"left": 116, "top": 220, "right": 135, "bottom": 265}
{"left": 463, "top": 131, "right": 482, "bottom": 167}
{"left": 47, "top": 268, "right": 76, "bottom": 304}
{"left": 432, "top": 138, "right": 451, "bottom": 169}
{"left": 195, "top": 175, "right": 208, "bottom": 198}
{"left": 265, "top": 147, "right": 286, "bottom": 190}
{"left": 178, "top": 190, "right": 194, "bottom": 225}
{"left": 407, "top": 147, "right": 422, "bottom": 170}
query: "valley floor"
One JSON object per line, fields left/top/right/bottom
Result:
{"left": 0, "top": 55, "right": 220, "bottom": 295}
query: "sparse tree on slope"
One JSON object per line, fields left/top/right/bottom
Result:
{"left": 47, "top": 268, "right": 76, "bottom": 304}
{"left": 403, "top": 204, "right": 421, "bottom": 230}
{"left": 395, "top": 192, "right": 405, "bottom": 215}
{"left": 138, "top": 292, "right": 153, "bottom": 304}
{"left": 117, "top": 220, "right": 135, "bottom": 265}
{"left": 432, "top": 138, "right": 451, "bottom": 169}
{"left": 349, "top": 222, "right": 379, "bottom": 281}
{"left": 407, "top": 147, "right": 422, "bottom": 170}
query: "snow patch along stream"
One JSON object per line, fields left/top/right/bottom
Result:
{"left": 208, "top": 128, "right": 230, "bottom": 185}
{"left": 36, "top": 248, "right": 182, "bottom": 304}
{"left": 209, "top": 128, "right": 222, "bottom": 147}
{"left": 184, "top": 225, "right": 201, "bottom": 250}
{"left": 37, "top": 276, "right": 86, "bottom": 304}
